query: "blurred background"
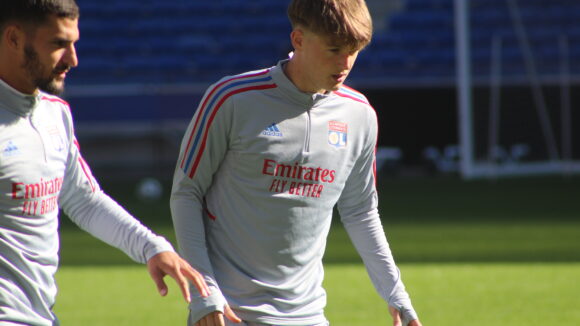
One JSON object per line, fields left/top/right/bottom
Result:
{"left": 54, "top": 1, "right": 580, "bottom": 324}
{"left": 64, "top": 0, "right": 580, "bottom": 182}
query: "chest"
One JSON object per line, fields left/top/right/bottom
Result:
{"left": 226, "top": 97, "right": 369, "bottom": 196}
{"left": 0, "top": 113, "right": 69, "bottom": 209}
{"left": 233, "top": 98, "right": 365, "bottom": 160}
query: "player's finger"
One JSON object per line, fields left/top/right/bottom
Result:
{"left": 212, "top": 311, "right": 226, "bottom": 326}
{"left": 181, "top": 262, "right": 210, "bottom": 297}
{"left": 393, "top": 313, "right": 402, "bottom": 326}
{"left": 197, "top": 314, "right": 209, "bottom": 326}
{"left": 167, "top": 267, "right": 192, "bottom": 303}
{"left": 201, "top": 314, "right": 213, "bottom": 326}
{"left": 224, "top": 304, "right": 242, "bottom": 323}
{"left": 389, "top": 305, "right": 402, "bottom": 326}
{"left": 149, "top": 267, "right": 169, "bottom": 297}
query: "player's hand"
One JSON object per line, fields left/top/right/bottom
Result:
{"left": 388, "top": 305, "right": 422, "bottom": 326}
{"left": 195, "top": 305, "right": 242, "bottom": 326}
{"left": 147, "top": 251, "right": 210, "bottom": 302}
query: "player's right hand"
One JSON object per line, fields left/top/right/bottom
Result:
{"left": 388, "top": 305, "right": 422, "bottom": 326}
{"left": 195, "top": 304, "right": 242, "bottom": 326}
{"left": 146, "top": 251, "right": 210, "bottom": 302}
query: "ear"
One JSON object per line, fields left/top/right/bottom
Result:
{"left": 290, "top": 28, "right": 305, "bottom": 51}
{"left": 2, "top": 25, "right": 26, "bottom": 52}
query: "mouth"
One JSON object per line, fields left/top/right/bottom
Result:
{"left": 332, "top": 73, "right": 347, "bottom": 83}
{"left": 57, "top": 71, "right": 68, "bottom": 79}
{"left": 53, "top": 67, "right": 70, "bottom": 79}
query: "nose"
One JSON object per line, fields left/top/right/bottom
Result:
{"left": 338, "top": 53, "right": 357, "bottom": 71}
{"left": 64, "top": 44, "right": 79, "bottom": 68}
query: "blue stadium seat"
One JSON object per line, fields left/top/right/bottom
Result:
{"left": 71, "top": 0, "right": 580, "bottom": 85}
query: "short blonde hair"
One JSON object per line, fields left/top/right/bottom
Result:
{"left": 287, "top": 0, "right": 373, "bottom": 50}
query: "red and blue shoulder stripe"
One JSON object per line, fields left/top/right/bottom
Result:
{"left": 41, "top": 94, "right": 73, "bottom": 117}
{"left": 180, "top": 69, "right": 277, "bottom": 178}
{"left": 41, "top": 94, "right": 70, "bottom": 107}
{"left": 334, "top": 85, "right": 370, "bottom": 105}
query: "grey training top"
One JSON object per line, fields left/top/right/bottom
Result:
{"left": 0, "top": 78, "right": 174, "bottom": 326}
{"left": 171, "top": 60, "right": 418, "bottom": 325}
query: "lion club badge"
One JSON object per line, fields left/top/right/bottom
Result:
{"left": 328, "top": 121, "right": 347, "bottom": 148}
{"left": 47, "top": 126, "right": 66, "bottom": 152}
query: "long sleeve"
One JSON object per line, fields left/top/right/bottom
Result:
{"left": 58, "top": 118, "right": 173, "bottom": 264}
{"left": 170, "top": 81, "right": 234, "bottom": 323}
{"left": 336, "top": 109, "right": 418, "bottom": 324}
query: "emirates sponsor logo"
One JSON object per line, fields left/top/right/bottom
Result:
{"left": 262, "top": 159, "right": 336, "bottom": 198}
{"left": 12, "top": 177, "right": 64, "bottom": 216}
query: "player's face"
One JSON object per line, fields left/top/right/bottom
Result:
{"left": 20, "top": 16, "right": 79, "bottom": 95}
{"left": 296, "top": 30, "right": 360, "bottom": 94}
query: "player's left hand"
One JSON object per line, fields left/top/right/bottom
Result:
{"left": 388, "top": 305, "right": 422, "bottom": 326}
{"left": 147, "top": 251, "right": 210, "bottom": 302}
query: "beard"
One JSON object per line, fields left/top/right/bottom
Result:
{"left": 22, "top": 45, "right": 70, "bottom": 95}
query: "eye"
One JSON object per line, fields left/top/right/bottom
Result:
{"left": 53, "top": 38, "right": 72, "bottom": 49}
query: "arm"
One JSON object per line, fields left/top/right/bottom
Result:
{"left": 58, "top": 117, "right": 208, "bottom": 301}
{"left": 170, "top": 86, "right": 240, "bottom": 324}
{"left": 59, "top": 139, "right": 173, "bottom": 263}
{"left": 336, "top": 110, "right": 420, "bottom": 326}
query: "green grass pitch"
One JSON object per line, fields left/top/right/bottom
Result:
{"left": 54, "top": 262, "right": 580, "bottom": 326}
{"left": 54, "top": 176, "right": 580, "bottom": 325}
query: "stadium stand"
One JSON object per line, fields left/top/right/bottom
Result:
{"left": 70, "top": 0, "right": 580, "bottom": 88}
{"left": 66, "top": 0, "right": 579, "bottom": 178}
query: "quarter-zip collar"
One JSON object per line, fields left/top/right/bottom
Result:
{"left": 270, "top": 59, "right": 335, "bottom": 109}
{"left": 0, "top": 78, "right": 40, "bottom": 117}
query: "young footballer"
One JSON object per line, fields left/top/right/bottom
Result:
{"left": 171, "top": 0, "right": 422, "bottom": 325}
{"left": 0, "top": 1, "right": 210, "bottom": 325}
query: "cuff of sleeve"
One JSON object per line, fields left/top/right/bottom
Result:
{"left": 187, "top": 285, "right": 226, "bottom": 324}
{"left": 143, "top": 236, "right": 175, "bottom": 262}
{"left": 389, "top": 301, "right": 419, "bottom": 326}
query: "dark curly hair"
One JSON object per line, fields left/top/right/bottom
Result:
{"left": 0, "top": 0, "right": 79, "bottom": 33}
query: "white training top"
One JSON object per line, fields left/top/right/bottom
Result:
{"left": 0, "top": 78, "right": 174, "bottom": 326}
{"left": 171, "top": 60, "right": 418, "bottom": 325}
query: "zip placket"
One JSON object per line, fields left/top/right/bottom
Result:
{"left": 29, "top": 113, "right": 48, "bottom": 163}
{"left": 303, "top": 108, "right": 311, "bottom": 156}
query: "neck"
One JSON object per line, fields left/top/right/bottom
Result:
{"left": 282, "top": 58, "right": 301, "bottom": 90}
{"left": 283, "top": 56, "right": 326, "bottom": 94}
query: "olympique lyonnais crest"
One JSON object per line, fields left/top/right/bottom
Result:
{"left": 328, "top": 121, "right": 347, "bottom": 148}
{"left": 47, "top": 126, "right": 66, "bottom": 152}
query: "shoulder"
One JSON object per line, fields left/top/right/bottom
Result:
{"left": 39, "top": 92, "right": 72, "bottom": 114}
{"left": 333, "top": 85, "right": 372, "bottom": 107}
{"left": 195, "top": 68, "right": 278, "bottom": 119}
{"left": 39, "top": 92, "right": 70, "bottom": 107}
{"left": 204, "top": 67, "right": 278, "bottom": 102}
{"left": 38, "top": 92, "right": 74, "bottom": 128}
{"left": 333, "top": 85, "right": 378, "bottom": 138}
{"left": 333, "top": 85, "right": 376, "bottom": 121}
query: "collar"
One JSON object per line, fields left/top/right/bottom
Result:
{"left": 0, "top": 78, "right": 41, "bottom": 117}
{"left": 270, "top": 59, "right": 335, "bottom": 109}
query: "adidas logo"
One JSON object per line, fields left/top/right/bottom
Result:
{"left": 2, "top": 140, "right": 20, "bottom": 157}
{"left": 262, "top": 123, "right": 283, "bottom": 137}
